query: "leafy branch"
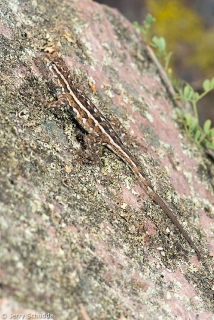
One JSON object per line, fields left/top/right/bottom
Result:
{"left": 134, "top": 15, "right": 172, "bottom": 73}
{"left": 175, "top": 79, "right": 214, "bottom": 149}
{"left": 134, "top": 14, "right": 214, "bottom": 151}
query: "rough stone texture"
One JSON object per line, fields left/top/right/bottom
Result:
{"left": 0, "top": 0, "right": 214, "bottom": 319}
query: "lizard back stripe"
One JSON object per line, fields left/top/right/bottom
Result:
{"left": 45, "top": 53, "right": 201, "bottom": 260}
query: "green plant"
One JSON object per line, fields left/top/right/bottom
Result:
{"left": 133, "top": 14, "right": 155, "bottom": 42}
{"left": 151, "top": 36, "right": 172, "bottom": 72}
{"left": 175, "top": 79, "right": 214, "bottom": 149}
{"left": 134, "top": 14, "right": 172, "bottom": 72}
{"left": 133, "top": 15, "right": 214, "bottom": 150}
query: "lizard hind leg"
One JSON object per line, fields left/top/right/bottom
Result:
{"left": 77, "top": 132, "right": 104, "bottom": 164}
{"left": 45, "top": 93, "right": 68, "bottom": 109}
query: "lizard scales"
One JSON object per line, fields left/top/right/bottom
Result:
{"left": 45, "top": 53, "right": 201, "bottom": 260}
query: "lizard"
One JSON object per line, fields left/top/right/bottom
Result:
{"left": 44, "top": 52, "right": 202, "bottom": 260}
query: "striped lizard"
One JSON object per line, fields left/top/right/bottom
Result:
{"left": 44, "top": 53, "right": 201, "bottom": 260}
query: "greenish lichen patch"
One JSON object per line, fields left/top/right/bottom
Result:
{"left": 140, "top": 123, "right": 161, "bottom": 148}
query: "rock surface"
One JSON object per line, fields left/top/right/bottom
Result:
{"left": 0, "top": 0, "right": 214, "bottom": 319}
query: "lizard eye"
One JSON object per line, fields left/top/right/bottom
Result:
{"left": 48, "top": 61, "right": 54, "bottom": 68}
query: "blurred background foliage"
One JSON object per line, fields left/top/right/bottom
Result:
{"left": 95, "top": 0, "right": 214, "bottom": 126}
{"left": 146, "top": 0, "right": 214, "bottom": 82}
